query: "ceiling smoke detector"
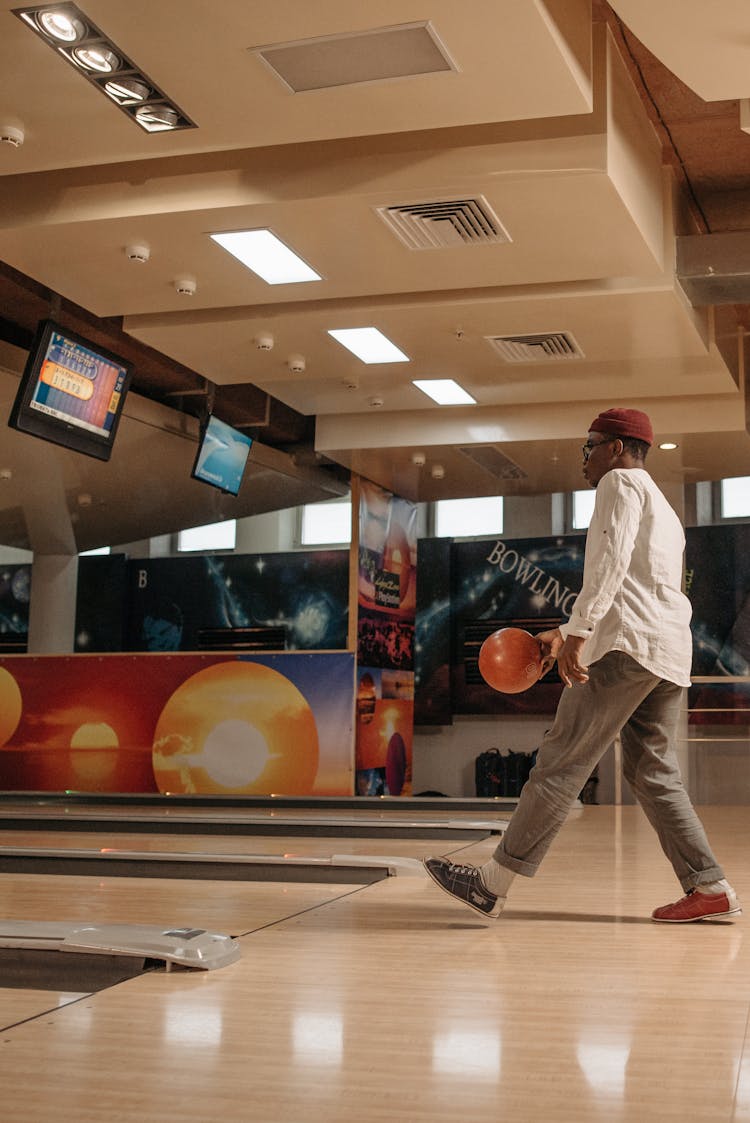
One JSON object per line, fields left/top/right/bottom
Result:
{"left": 0, "top": 125, "right": 24, "bottom": 147}
{"left": 254, "top": 333, "right": 274, "bottom": 351}
{"left": 125, "top": 243, "right": 150, "bottom": 263}
{"left": 174, "top": 277, "right": 197, "bottom": 296}
{"left": 431, "top": 464, "right": 445, "bottom": 479}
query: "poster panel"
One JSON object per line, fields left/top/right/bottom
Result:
{"left": 686, "top": 524, "right": 750, "bottom": 725}
{"left": 125, "top": 550, "right": 349, "bottom": 653}
{"left": 414, "top": 537, "right": 452, "bottom": 726}
{"left": 0, "top": 651, "right": 354, "bottom": 795}
{"left": 356, "top": 481, "right": 417, "bottom": 793}
{"left": 0, "top": 564, "right": 30, "bottom": 653}
{"left": 451, "top": 535, "right": 585, "bottom": 715}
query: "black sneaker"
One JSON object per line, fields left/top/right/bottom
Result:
{"left": 424, "top": 857, "right": 504, "bottom": 918}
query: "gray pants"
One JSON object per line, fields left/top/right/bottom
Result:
{"left": 493, "top": 651, "right": 724, "bottom": 892}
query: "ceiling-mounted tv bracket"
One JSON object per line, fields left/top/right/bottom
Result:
{"left": 163, "top": 379, "right": 216, "bottom": 423}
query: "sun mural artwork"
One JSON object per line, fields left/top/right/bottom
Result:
{"left": 0, "top": 652, "right": 353, "bottom": 795}
{"left": 0, "top": 666, "right": 22, "bottom": 747}
{"left": 151, "top": 660, "right": 320, "bottom": 795}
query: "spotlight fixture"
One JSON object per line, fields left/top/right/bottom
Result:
{"left": 13, "top": 4, "right": 196, "bottom": 133}
{"left": 659, "top": 442, "right": 679, "bottom": 450}
{"left": 35, "top": 7, "right": 84, "bottom": 40}
{"left": 104, "top": 77, "right": 150, "bottom": 105}
{"left": 71, "top": 44, "right": 119, "bottom": 72}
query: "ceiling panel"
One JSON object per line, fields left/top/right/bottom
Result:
{"left": 0, "top": 0, "right": 593, "bottom": 173}
{"left": 1, "top": 1, "right": 750, "bottom": 555}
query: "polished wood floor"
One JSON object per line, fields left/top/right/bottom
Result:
{"left": 1, "top": 805, "right": 748, "bottom": 1122}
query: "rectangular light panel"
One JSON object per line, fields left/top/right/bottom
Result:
{"left": 210, "top": 230, "right": 321, "bottom": 285}
{"left": 413, "top": 379, "right": 476, "bottom": 405}
{"left": 328, "top": 328, "right": 409, "bottom": 364}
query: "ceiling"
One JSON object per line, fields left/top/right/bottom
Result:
{"left": 1, "top": 0, "right": 750, "bottom": 553}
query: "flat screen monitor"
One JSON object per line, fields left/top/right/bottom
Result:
{"left": 191, "top": 414, "right": 253, "bottom": 496}
{"left": 8, "top": 319, "right": 133, "bottom": 462}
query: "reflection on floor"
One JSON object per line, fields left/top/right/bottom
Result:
{"left": 1, "top": 804, "right": 748, "bottom": 1122}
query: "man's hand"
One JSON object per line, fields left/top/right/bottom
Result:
{"left": 536, "top": 628, "right": 564, "bottom": 678}
{"left": 556, "top": 635, "right": 589, "bottom": 688}
{"left": 535, "top": 629, "right": 589, "bottom": 687}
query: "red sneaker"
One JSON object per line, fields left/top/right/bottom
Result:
{"left": 651, "top": 887, "right": 741, "bottom": 923}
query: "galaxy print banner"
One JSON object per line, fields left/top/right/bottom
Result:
{"left": 451, "top": 535, "right": 585, "bottom": 716}
{"left": 356, "top": 481, "right": 417, "bottom": 795}
{"left": 0, "top": 651, "right": 354, "bottom": 795}
{"left": 75, "top": 554, "right": 128, "bottom": 652}
{"left": 685, "top": 524, "right": 750, "bottom": 725}
{"left": 0, "top": 564, "right": 30, "bottom": 653}
{"left": 123, "top": 550, "right": 349, "bottom": 653}
{"left": 414, "top": 537, "right": 452, "bottom": 726}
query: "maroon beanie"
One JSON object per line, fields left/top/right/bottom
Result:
{"left": 589, "top": 407, "right": 653, "bottom": 446}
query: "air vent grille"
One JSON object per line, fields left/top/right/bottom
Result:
{"left": 457, "top": 445, "right": 527, "bottom": 481}
{"left": 377, "top": 197, "right": 511, "bottom": 250}
{"left": 486, "top": 332, "right": 584, "bottom": 362}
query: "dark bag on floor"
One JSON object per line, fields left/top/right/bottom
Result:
{"left": 475, "top": 748, "right": 504, "bottom": 797}
{"left": 475, "top": 748, "right": 537, "bottom": 797}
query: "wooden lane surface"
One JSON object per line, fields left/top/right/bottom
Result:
{"left": 0, "top": 827, "right": 489, "bottom": 860}
{"left": 0, "top": 874, "right": 371, "bottom": 1042}
{"left": 0, "top": 800, "right": 511, "bottom": 825}
{"left": 0, "top": 806, "right": 748, "bottom": 1122}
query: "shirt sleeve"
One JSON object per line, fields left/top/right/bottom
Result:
{"left": 559, "top": 472, "right": 642, "bottom": 639}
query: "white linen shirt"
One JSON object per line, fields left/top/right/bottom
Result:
{"left": 559, "top": 468, "right": 693, "bottom": 686}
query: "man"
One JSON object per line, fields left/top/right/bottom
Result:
{"left": 425, "top": 408, "right": 740, "bottom": 924}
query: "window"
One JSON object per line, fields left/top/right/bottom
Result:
{"left": 178, "top": 520, "right": 236, "bottom": 552}
{"left": 721, "top": 476, "right": 750, "bottom": 519}
{"left": 572, "top": 489, "right": 596, "bottom": 530}
{"left": 434, "top": 496, "right": 503, "bottom": 538}
{"left": 300, "top": 499, "right": 352, "bottom": 546}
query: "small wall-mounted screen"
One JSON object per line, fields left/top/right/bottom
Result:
{"left": 8, "top": 319, "right": 133, "bottom": 461}
{"left": 191, "top": 414, "right": 254, "bottom": 496}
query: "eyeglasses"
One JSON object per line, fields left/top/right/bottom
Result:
{"left": 581, "top": 438, "right": 614, "bottom": 462}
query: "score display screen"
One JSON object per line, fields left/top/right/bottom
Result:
{"left": 192, "top": 414, "right": 254, "bottom": 496}
{"left": 29, "top": 328, "right": 129, "bottom": 439}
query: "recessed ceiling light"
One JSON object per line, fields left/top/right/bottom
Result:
{"left": 134, "top": 104, "right": 179, "bottom": 132}
{"left": 14, "top": 4, "right": 195, "bottom": 133}
{"left": 210, "top": 230, "right": 321, "bottom": 285}
{"left": 412, "top": 379, "right": 476, "bottom": 405}
{"left": 71, "top": 43, "right": 119, "bottom": 72}
{"left": 104, "top": 77, "right": 150, "bottom": 104}
{"left": 34, "top": 9, "right": 86, "bottom": 41}
{"left": 659, "top": 441, "right": 679, "bottom": 450}
{"left": 328, "top": 328, "right": 409, "bottom": 364}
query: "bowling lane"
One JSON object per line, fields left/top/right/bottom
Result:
{"left": 0, "top": 827, "right": 484, "bottom": 860}
{"left": 0, "top": 987, "right": 89, "bottom": 1032}
{"left": 0, "top": 869, "right": 372, "bottom": 936}
{"left": 0, "top": 868, "right": 376, "bottom": 1037}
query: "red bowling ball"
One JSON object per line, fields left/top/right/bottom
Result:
{"left": 478, "top": 627, "right": 543, "bottom": 694}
